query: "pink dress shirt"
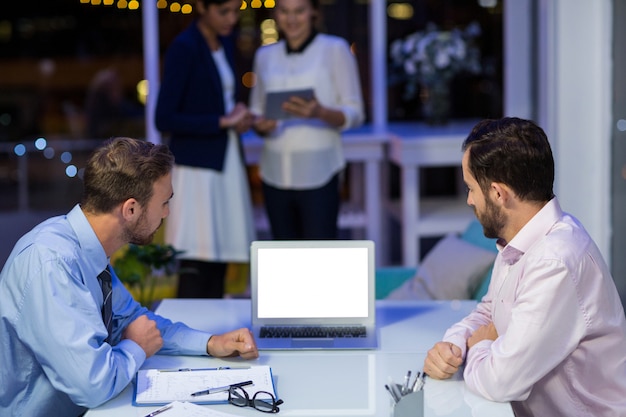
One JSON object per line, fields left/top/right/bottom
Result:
{"left": 443, "top": 198, "right": 626, "bottom": 417}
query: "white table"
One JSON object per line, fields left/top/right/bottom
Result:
{"left": 85, "top": 299, "right": 513, "bottom": 417}
{"left": 386, "top": 121, "right": 479, "bottom": 267}
{"left": 242, "top": 127, "right": 388, "bottom": 266}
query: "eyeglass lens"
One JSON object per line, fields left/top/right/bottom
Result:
{"left": 229, "top": 386, "right": 283, "bottom": 413}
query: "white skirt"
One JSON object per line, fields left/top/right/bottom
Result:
{"left": 165, "top": 133, "right": 256, "bottom": 262}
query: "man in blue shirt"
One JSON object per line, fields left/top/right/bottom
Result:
{"left": 0, "top": 137, "right": 259, "bottom": 416}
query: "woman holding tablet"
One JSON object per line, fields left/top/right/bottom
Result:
{"left": 249, "top": 0, "right": 365, "bottom": 240}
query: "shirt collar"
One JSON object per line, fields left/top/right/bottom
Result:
{"left": 285, "top": 30, "right": 318, "bottom": 54}
{"left": 497, "top": 197, "right": 563, "bottom": 265}
{"left": 67, "top": 204, "right": 109, "bottom": 273}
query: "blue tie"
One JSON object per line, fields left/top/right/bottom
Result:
{"left": 97, "top": 267, "right": 113, "bottom": 343}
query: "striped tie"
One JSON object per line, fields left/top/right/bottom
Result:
{"left": 97, "top": 266, "right": 113, "bottom": 343}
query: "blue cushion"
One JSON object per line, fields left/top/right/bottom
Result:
{"left": 460, "top": 220, "right": 498, "bottom": 253}
{"left": 471, "top": 266, "right": 493, "bottom": 301}
{"left": 376, "top": 220, "right": 498, "bottom": 300}
{"left": 375, "top": 267, "right": 416, "bottom": 299}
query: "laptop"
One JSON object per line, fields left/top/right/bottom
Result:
{"left": 250, "top": 240, "right": 378, "bottom": 350}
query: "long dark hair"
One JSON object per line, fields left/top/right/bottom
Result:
{"left": 198, "top": 0, "right": 235, "bottom": 6}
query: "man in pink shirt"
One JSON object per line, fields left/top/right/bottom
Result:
{"left": 424, "top": 117, "right": 626, "bottom": 417}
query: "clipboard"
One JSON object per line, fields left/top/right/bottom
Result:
{"left": 264, "top": 88, "right": 315, "bottom": 120}
{"left": 132, "top": 365, "right": 277, "bottom": 406}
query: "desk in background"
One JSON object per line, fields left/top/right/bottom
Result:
{"left": 242, "top": 128, "right": 388, "bottom": 266}
{"left": 85, "top": 299, "right": 513, "bottom": 417}
{"left": 386, "top": 121, "right": 478, "bottom": 267}
{"left": 243, "top": 122, "right": 479, "bottom": 268}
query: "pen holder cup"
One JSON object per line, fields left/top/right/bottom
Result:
{"left": 390, "top": 389, "right": 424, "bottom": 417}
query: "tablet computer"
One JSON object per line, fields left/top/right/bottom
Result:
{"left": 264, "top": 88, "right": 314, "bottom": 120}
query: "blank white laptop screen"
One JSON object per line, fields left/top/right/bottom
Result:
{"left": 251, "top": 240, "right": 378, "bottom": 350}
{"left": 257, "top": 247, "right": 369, "bottom": 319}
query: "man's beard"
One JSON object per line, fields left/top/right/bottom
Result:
{"left": 475, "top": 195, "right": 505, "bottom": 239}
{"left": 124, "top": 211, "right": 162, "bottom": 246}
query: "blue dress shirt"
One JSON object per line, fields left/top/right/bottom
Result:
{"left": 0, "top": 204, "right": 213, "bottom": 416}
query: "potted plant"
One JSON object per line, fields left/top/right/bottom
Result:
{"left": 112, "top": 243, "right": 184, "bottom": 308}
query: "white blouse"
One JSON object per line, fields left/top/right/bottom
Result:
{"left": 249, "top": 34, "right": 364, "bottom": 189}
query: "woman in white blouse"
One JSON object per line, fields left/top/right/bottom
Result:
{"left": 249, "top": 0, "right": 364, "bottom": 239}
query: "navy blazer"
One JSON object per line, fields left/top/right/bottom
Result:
{"left": 155, "top": 21, "right": 240, "bottom": 171}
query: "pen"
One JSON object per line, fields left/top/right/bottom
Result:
{"left": 413, "top": 371, "right": 427, "bottom": 392}
{"left": 402, "top": 370, "right": 411, "bottom": 395}
{"left": 384, "top": 384, "right": 400, "bottom": 403}
{"left": 190, "top": 380, "right": 253, "bottom": 397}
{"left": 144, "top": 403, "right": 173, "bottom": 417}
{"left": 387, "top": 377, "right": 403, "bottom": 401}
{"left": 160, "top": 368, "right": 193, "bottom": 372}
{"left": 160, "top": 366, "right": 251, "bottom": 372}
{"left": 410, "top": 371, "right": 421, "bottom": 392}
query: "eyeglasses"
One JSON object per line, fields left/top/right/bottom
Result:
{"left": 228, "top": 385, "right": 284, "bottom": 413}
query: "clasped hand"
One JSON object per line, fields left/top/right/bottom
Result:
{"left": 223, "top": 102, "right": 254, "bottom": 134}
{"left": 467, "top": 322, "right": 498, "bottom": 348}
{"left": 123, "top": 315, "right": 163, "bottom": 357}
{"left": 423, "top": 341, "right": 463, "bottom": 380}
{"left": 207, "top": 328, "right": 259, "bottom": 359}
{"left": 424, "top": 323, "right": 498, "bottom": 380}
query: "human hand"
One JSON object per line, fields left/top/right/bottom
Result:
{"left": 281, "top": 95, "right": 322, "bottom": 119}
{"left": 122, "top": 315, "right": 163, "bottom": 357}
{"left": 234, "top": 112, "right": 255, "bottom": 134}
{"left": 423, "top": 341, "right": 464, "bottom": 380}
{"left": 252, "top": 115, "right": 278, "bottom": 136}
{"left": 222, "top": 103, "right": 253, "bottom": 133}
{"left": 468, "top": 322, "right": 498, "bottom": 349}
{"left": 207, "top": 328, "right": 259, "bottom": 360}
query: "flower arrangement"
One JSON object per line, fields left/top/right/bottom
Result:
{"left": 389, "top": 21, "right": 482, "bottom": 102}
{"left": 112, "top": 243, "right": 184, "bottom": 308}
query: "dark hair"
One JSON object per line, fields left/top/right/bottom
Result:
{"left": 462, "top": 117, "right": 555, "bottom": 202}
{"left": 275, "top": 0, "right": 320, "bottom": 7}
{"left": 82, "top": 137, "right": 174, "bottom": 214}
{"left": 198, "top": 0, "right": 235, "bottom": 6}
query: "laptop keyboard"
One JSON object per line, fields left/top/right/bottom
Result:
{"left": 260, "top": 326, "right": 367, "bottom": 339}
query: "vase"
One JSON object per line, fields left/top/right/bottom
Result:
{"left": 420, "top": 80, "right": 451, "bottom": 125}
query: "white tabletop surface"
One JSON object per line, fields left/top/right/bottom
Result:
{"left": 85, "top": 299, "right": 513, "bottom": 417}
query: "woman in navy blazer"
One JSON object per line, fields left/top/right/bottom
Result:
{"left": 155, "top": 0, "right": 256, "bottom": 298}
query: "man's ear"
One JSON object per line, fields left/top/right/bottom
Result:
{"left": 121, "top": 198, "right": 139, "bottom": 221}
{"left": 491, "top": 182, "right": 514, "bottom": 206}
